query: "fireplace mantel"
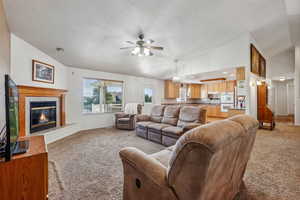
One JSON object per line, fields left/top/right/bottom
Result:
{"left": 17, "top": 85, "right": 68, "bottom": 136}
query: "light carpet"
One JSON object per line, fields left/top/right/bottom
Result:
{"left": 48, "top": 123, "right": 300, "bottom": 200}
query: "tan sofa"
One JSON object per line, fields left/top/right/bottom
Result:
{"left": 119, "top": 115, "right": 259, "bottom": 200}
{"left": 136, "top": 105, "right": 207, "bottom": 146}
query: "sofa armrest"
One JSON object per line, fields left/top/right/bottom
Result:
{"left": 183, "top": 123, "right": 202, "bottom": 132}
{"left": 136, "top": 114, "right": 151, "bottom": 122}
{"left": 119, "top": 147, "right": 168, "bottom": 187}
{"left": 115, "top": 112, "right": 129, "bottom": 119}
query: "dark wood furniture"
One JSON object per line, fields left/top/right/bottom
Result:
{"left": 0, "top": 135, "right": 48, "bottom": 200}
{"left": 257, "top": 82, "right": 275, "bottom": 130}
{"left": 17, "top": 85, "right": 67, "bottom": 137}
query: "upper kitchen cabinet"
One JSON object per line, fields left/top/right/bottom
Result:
{"left": 187, "top": 84, "right": 201, "bottom": 99}
{"left": 164, "top": 80, "right": 180, "bottom": 99}
{"left": 218, "top": 82, "right": 226, "bottom": 93}
{"left": 200, "top": 84, "right": 208, "bottom": 99}
{"left": 225, "top": 80, "right": 236, "bottom": 92}
{"left": 236, "top": 67, "right": 245, "bottom": 80}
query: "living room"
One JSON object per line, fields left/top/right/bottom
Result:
{"left": 0, "top": 0, "right": 299, "bottom": 200}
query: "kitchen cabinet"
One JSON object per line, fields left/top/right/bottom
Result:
{"left": 207, "top": 83, "right": 215, "bottom": 93}
{"left": 225, "top": 80, "right": 236, "bottom": 92}
{"left": 164, "top": 80, "right": 180, "bottom": 99}
{"left": 205, "top": 105, "right": 228, "bottom": 118}
{"left": 236, "top": 67, "right": 245, "bottom": 80}
{"left": 218, "top": 82, "right": 226, "bottom": 93}
{"left": 200, "top": 84, "right": 208, "bottom": 99}
{"left": 187, "top": 84, "right": 201, "bottom": 99}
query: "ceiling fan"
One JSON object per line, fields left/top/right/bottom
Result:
{"left": 120, "top": 33, "right": 164, "bottom": 56}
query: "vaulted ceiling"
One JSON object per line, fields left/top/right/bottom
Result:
{"left": 3, "top": 0, "right": 300, "bottom": 79}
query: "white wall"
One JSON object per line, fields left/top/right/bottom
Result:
{"left": 267, "top": 49, "right": 295, "bottom": 80}
{"left": 287, "top": 83, "right": 295, "bottom": 115}
{"left": 66, "top": 67, "right": 164, "bottom": 130}
{"left": 9, "top": 33, "right": 164, "bottom": 130}
{"left": 246, "top": 35, "right": 266, "bottom": 118}
{"left": 182, "top": 34, "right": 250, "bottom": 76}
{"left": 295, "top": 46, "right": 300, "bottom": 125}
{"left": 10, "top": 34, "right": 67, "bottom": 89}
{"left": 0, "top": 0, "right": 10, "bottom": 128}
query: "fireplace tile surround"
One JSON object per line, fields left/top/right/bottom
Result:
{"left": 17, "top": 85, "right": 67, "bottom": 137}
{"left": 27, "top": 98, "right": 59, "bottom": 135}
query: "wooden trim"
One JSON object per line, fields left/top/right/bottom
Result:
{"left": 200, "top": 78, "right": 226, "bottom": 82}
{"left": 17, "top": 85, "right": 68, "bottom": 137}
{"left": 32, "top": 59, "right": 55, "bottom": 84}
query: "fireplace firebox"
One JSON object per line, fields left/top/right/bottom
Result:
{"left": 30, "top": 101, "right": 57, "bottom": 133}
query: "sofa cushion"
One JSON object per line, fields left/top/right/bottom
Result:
{"left": 148, "top": 123, "right": 171, "bottom": 131}
{"left": 150, "top": 148, "right": 173, "bottom": 167}
{"left": 177, "top": 106, "right": 204, "bottom": 127}
{"left": 162, "top": 126, "right": 183, "bottom": 137}
{"left": 150, "top": 105, "right": 165, "bottom": 123}
{"left": 136, "top": 121, "right": 152, "bottom": 128}
{"left": 162, "top": 106, "right": 180, "bottom": 126}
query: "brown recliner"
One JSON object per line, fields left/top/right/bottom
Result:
{"left": 119, "top": 115, "right": 259, "bottom": 200}
{"left": 115, "top": 104, "right": 142, "bottom": 130}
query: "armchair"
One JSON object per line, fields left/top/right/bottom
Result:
{"left": 120, "top": 115, "right": 259, "bottom": 200}
{"left": 115, "top": 104, "right": 142, "bottom": 130}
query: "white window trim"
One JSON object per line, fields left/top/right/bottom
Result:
{"left": 81, "top": 77, "right": 125, "bottom": 114}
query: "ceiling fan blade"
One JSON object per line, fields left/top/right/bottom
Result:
{"left": 120, "top": 46, "right": 135, "bottom": 50}
{"left": 149, "top": 46, "right": 164, "bottom": 50}
{"left": 126, "top": 41, "right": 135, "bottom": 45}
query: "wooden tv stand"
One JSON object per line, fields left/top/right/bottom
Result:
{"left": 0, "top": 135, "right": 48, "bottom": 200}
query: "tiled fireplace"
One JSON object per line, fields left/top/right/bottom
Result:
{"left": 30, "top": 101, "right": 57, "bottom": 133}
{"left": 17, "top": 85, "right": 67, "bottom": 137}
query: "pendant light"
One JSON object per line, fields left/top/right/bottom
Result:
{"left": 172, "top": 59, "right": 181, "bottom": 82}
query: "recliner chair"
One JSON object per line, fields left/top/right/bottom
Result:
{"left": 119, "top": 115, "right": 258, "bottom": 200}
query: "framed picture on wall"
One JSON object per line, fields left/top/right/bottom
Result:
{"left": 32, "top": 60, "right": 55, "bottom": 84}
{"left": 259, "top": 55, "right": 266, "bottom": 78}
{"left": 250, "top": 44, "right": 260, "bottom": 76}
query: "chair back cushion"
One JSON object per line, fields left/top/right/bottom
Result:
{"left": 167, "top": 115, "right": 258, "bottom": 200}
{"left": 162, "top": 106, "right": 181, "bottom": 126}
{"left": 177, "top": 106, "right": 206, "bottom": 127}
{"left": 150, "top": 105, "right": 165, "bottom": 123}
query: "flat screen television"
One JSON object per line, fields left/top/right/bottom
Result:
{"left": 0, "top": 75, "right": 28, "bottom": 162}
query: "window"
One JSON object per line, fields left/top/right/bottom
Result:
{"left": 144, "top": 88, "right": 153, "bottom": 104}
{"left": 83, "top": 78, "right": 123, "bottom": 113}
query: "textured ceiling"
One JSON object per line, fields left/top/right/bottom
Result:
{"left": 3, "top": 0, "right": 299, "bottom": 79}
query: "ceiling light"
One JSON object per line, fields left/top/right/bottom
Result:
{"left": 222, "top": 72, "right": 228, "bottom": 74}
{"left": 131, "top": 46, "right": 152, "bottom": 56}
